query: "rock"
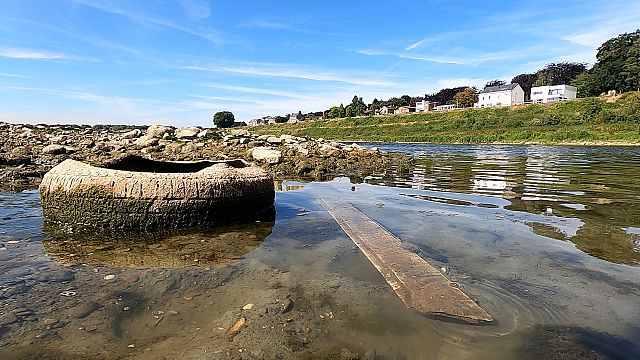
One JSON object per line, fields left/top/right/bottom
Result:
{"left": 0, "top": 312, "right": 18, "bottom": 326}
{"left": 318, "top": 144, "right": 342, "bottom": 157}
{"left": 70, "top": 301, "right": 102, "bottom": 318}
{"left": 122, "top": 129, "right": 142, "bottom": 139}
{"left": 364, "top": 350, "right": 377, "bottom": 360}
{"left": 103, "top": 274, "right": 116, "bottom": 280}
{"left": 251, "top": 147, "right": 282, "bottom": 164}
{"left": 197, "top": 129, "right": 209, "bottom": 138}
{"left": 12, "top": 308, "right": 34, "bottom": 317}
{"left": 43, "top": 318, "right": 58, "bottom": 326}
{"left": 227, "top": 317, "right": 246, "bottom": 337}
{"left": 242, "top": 303, "right": 254, "bottom": 310}
{"left": 134, "top": 136, "right": 159, "bottom": 147}
{"left": 230, "top": 129, "right": 250, "bottom": 137}
{"left": 42, "top": 144, "right": 67, "bottom": 155}
{"left": 266, "top": 136, "right": 283, "bottom": 145}
{"left": 340, "top": 348, "right": 358, "bottom": 360}
{"left": 146, "top": 125, "right": 173, "bottom": 138}
{"left": 281, "top": 298, "right": 294, "bottom": 313}
{"left": 176, "top": 127, "right": 201, "bottom": 139}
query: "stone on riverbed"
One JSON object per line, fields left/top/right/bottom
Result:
{"left": 251, "top": 147, "right": 282, "bottom": 164}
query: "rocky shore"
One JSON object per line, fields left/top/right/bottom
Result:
{"left": 0, "top": 122, "right": 411, "bottom": 191}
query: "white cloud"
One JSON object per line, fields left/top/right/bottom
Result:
{"left": 71, "top": 0, "right": 225, "bottom": 44}
{"left": 0, "top": 48, "right": 84, "bottom": 61}
{"left": 183, "top": 64, "right": 394, "bottom": 87}
{"left": 178, "top": 0, "right": 211, "bottom": 21}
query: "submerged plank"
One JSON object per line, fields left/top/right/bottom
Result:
{"left": 322, "top": 199, "right": 493, "bottom": 324}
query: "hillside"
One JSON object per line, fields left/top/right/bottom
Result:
{"left": 251, "top": 93, "right": 640, "bottom": 144}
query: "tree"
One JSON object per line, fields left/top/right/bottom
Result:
{"left": 400, "top": 95, "right": 413, "bottom": 106}
{"left": 345, "top": 105, "right": 354, "bottom": 117}
{"left": 328, "top": 104, "right": 346, "bottom": 119}
{"left": 274, "top": 116, "right": 288, "bottom": 123}
{"left": 350, "top": 95, "right": 367, "bottom": 116}
{"left": 511, "top": 73, "right": 538, "bottom": 101}
{"left": 425, "top": 87, "right": 468, "bottom": 105}
{"left": 534, "top": 62, "right": 587, "bottom": 86}
{"left": 589, "top": 30, "right": 640, "bottom": 94}
{"left": 453, "top": 87, "right": 478, "bottom": 108}
{"left": 485, "top": 80, "right": 506, "bottom": 88}
{"left": 213, "top": 111, "right": 235, "bottom": 128}
{"left": 370, "top": 98, "right": 382, "bottom": 111}
{"left": 571, "top": 71, "right": 600, "bottom": 98}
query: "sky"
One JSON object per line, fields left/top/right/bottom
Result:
{"left": 0, "top": 0, "right": 639, "bottom": 127}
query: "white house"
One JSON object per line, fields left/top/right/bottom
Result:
{"left": 434, "top": 104, "right": 456, "bottom": 111}
{"left": 475, "top": 84, "right": 525, "bottom": 108}
{"left": 415, "top": 100, "right": 435, "bottom": 112}
{"left": 530, "top": 85, "right": 577, "bottom": 103}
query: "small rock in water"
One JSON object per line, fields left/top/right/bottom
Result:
{"left": 546, "top": 207, "right": 553, "bottom": 215}
{"left": 123, "top": 306, "right": 130, "bottom": 311}
{"left": 7, "top": 240, "right": 19, "bottom": 244}
{"left": 103, "top": 274, "right": 116, "bottom": 280}
{"left": 440, "top": 267, "right": 447, "bottom": 273}
{"left": 128, "top": 344, "right": 135, "bottom": 348}
{"left": 183, "top": 295, "right": 193, "bottom": 301}
{"left": 70, "top": 301, "right": 102, "bottom": 319}
{"left": 242, "top": 303, "right": 254, "bottom": 310}
{"left": 60, "top": 291, "right": 77, "bottom": 297}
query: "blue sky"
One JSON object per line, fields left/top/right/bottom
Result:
{"left": 1, "top": 0, "right": 639, "bottom": 127}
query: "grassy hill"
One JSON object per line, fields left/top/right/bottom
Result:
{"left": 251, "top": 92, "right": 640, "bottom": 144}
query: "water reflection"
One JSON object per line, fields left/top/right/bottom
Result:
{"left": 43, "top": 221, "right": 274, "bottom": 268}
{"left": 366, "top": 144, "right": 640, "bottom": 265}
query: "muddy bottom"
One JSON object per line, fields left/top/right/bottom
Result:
{"left": 1, "top": 178, "right": 640, "bottom": 359}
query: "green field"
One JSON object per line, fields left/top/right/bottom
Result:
{"left": 252, "top": 93, "right": 640, "bottom": 144}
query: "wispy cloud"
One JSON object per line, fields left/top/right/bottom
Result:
{"left": 200, "top": 84, "right": 314, "bottom": 99}
{"left": 355, "top": 49, "right": 463, "bottom": 65}
{"left": 178, "top": 0, "right": 211, "bottom": 21}
{"left": 0, "top": 47, "right": 87, "bottom": 61}
{"left": 71, "top": 0, "right": 226, "bottom": 44}
{"left": 239, "top": 20, "right": 293, "bottom": 30}
{"left": 404, "top": 39, "right": 428, "bottom": 51}
{"left": 182, "top": 63, "right": 393, "bottom": 87}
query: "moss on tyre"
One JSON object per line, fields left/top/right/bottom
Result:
{"left": 39, "top": 157, "right": 275, "bottom": 229}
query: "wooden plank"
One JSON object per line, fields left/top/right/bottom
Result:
{"left": 322, "top": 199, "right": 493, "bottom": 324}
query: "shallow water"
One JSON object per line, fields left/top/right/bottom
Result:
{"left": 1, "top": 144, "right": 640, "bottom": 359}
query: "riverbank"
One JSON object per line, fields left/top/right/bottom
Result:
{"left": 0, "top": 122, "right": 411, "bottom": 191}
{"left": 250, "top": 93, "right": 640, "bottom": 145}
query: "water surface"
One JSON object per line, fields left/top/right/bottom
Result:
{"left": 1, "top": 144, "right": 639, "bottom": 359}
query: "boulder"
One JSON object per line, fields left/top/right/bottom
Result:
{"left": 230, "top": 129, "right": 250, "bottom": 137}
{"left": 122, "top": 129, "right": 142, "bottom": 139}
{"left": 134, "top": 136, "right": 159, "bottom": 147}
{"left": 251, "top": 147, "right": 282, "bottom": 164}
{"left": 42, "top": 144, "right": 67, "bottom": 155}
{"left": 266, "top": 136, "right": 283, "bottom": 145}
{"left": 146, "top": 125, "right": 173, "bottom": 138}
{"left": 176, "top": 127, "right": 201, "bottom": 140}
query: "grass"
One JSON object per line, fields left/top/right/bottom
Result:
{"left": 251, "top": 93, "right": 640, "bottom": 144}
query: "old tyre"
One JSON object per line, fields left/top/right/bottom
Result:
{"left": 39, "top": 156, "right": 275, "bottom": 229}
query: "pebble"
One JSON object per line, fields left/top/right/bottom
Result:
{"left": 103, "top": 274, "right": 116, "bottom": 280}
{"left": 281, "top": 299, "right": 294, "bottom": 314}
{"left": 242, "top": 303, "right": 254, "bottom": 310}
{"left": 60, "top": 291, "right": 77, "bottom": 297}
{"left": 43, "top": 318, "right": 58, "bottom": 326}
{"left": 227, "top": 317, "right": 246, "bottom": 336}
{"left": 183, "top": 295, "right": 193, "bottom": 301}
{"left": 70, "top": 301, "right": 101, "bottom": 319}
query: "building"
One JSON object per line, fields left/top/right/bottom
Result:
{"left": 396, "top": 106, "right": 416, "bottom": 114}
{"left": 377, "top": 106, "right": 397, "bottom": 115}
{"left": 530, "top": 85, "right": 577, "bottom": 103}
{"left": 415, "top": 100, "right": 436, "bottom": 112}
{"left": 288, "top": 111, "right": 304, "bottom": 123}
{"left": 434, "top": 104, "right": 457, "bottom": 111}
{"left": 475, "top": 84, "right": 525, "bottom": 108}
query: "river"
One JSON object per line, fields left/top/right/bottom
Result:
{"left": 1, "top": 144, "right": 639, "bottom": 359}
